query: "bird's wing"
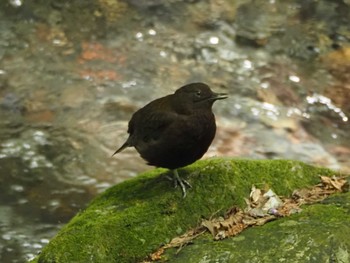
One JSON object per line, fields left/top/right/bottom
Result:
{"left": 128, "top": 109, "right": 178, "bottom": 142}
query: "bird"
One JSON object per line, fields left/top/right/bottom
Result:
{"left": 113, "top": 82, "right": 227, "bottom": 197}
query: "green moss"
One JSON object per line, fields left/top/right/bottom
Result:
{"left": 164, "top": 192, "right": 350, "bottom": 263}
{"left": 32, "top": 159, "right": 340, "bottom": 263}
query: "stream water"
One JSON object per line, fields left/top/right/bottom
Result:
{"left": 0, "top": 0, "right": 349, "bottom": 262}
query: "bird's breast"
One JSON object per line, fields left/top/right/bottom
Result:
{"left": 134, "top": 111, "right": 217, "bottom": 169}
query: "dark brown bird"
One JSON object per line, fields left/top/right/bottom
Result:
{"left": 113, "top": 82, "right": 227, "bottom": 197}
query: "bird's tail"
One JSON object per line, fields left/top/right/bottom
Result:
{"left": 112, "top": 141, "right": 130, "bottom": 157}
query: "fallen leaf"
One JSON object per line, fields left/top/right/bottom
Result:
{"left": 146, "top": 175, "right": 349, "bottom": 262}
{"left": 250, "top": 185, "right": 262, "bottom": 204}
{"left": 320, "top": 175, "right": 347, "bottom": 191}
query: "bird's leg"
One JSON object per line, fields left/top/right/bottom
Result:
{"left": 172, "top": 169, "right": 192, "bottom": 198}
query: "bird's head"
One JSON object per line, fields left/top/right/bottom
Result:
{"left": 174, "top": 83, "right": 228, "bottom": 111}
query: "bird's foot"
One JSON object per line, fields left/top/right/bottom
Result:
{"left": 172, "top": 169, "right": 192, "bottom": 198}
{"left": 173, "top": 176, "right": 192, "bottom": 189}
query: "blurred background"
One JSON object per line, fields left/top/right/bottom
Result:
{"left": 0, "top": 0, "right": 349, "bottom": 262}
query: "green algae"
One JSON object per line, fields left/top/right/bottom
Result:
{"left": 32, "top": 159, "right": 340, "bottom": 263}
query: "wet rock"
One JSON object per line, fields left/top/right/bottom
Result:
{"left": 1, "top": 0, "right": 350, "bottom": 262}
{"left": 0, "top": 93, "right": 24, "bottom": 113}
{"left": 278, "top": 23, "right": 333, "bottom": 60}
{"left": 322, "top": 46, "right": 350, "bottom": 114}
{"left": 97, "top": 0, "right": 129, "bottom": 23}
{"left": 235, "top": 1, "right": 288, "bottom": 45}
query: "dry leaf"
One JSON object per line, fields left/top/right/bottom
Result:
{"left": 320, "top": 175, "right": 347, "bottom": 191}
{"left": 146, "top": 175, "right": 349, "bottom": 262}
{"left": 201, "top": 219, "right": 217, "bottom": 237}
{"left": 250, "top": 185, "right": 262, "bottom": 204}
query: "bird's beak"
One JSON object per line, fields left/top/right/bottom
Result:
{"left": 212, "top": 92, "right": 228, "bottom": 100}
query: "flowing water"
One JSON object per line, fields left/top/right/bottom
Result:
{"left": 0, "top": 0, "right": 349, "bottom": 262}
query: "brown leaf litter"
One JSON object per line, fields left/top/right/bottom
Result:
{"left": 145, "top": 175, "right": 348, "bottom": 262}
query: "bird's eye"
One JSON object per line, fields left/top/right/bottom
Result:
{"left": 196, "top": 90, "right": 201, "bottom": 97}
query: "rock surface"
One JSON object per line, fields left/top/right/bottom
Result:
{"left": 31, "top": 159, "right": 348, "bottom": 263}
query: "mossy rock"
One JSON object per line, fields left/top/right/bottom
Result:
{"left": 163, "top": 192, "right": 350, "bottom": 262}
{"left": 31, "top": 159, "right": 345, "bottom": 263}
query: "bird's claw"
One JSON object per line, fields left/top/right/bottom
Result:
{"left": 173, "top": 170, "right": 192, "bottom": 198}
{"left": 175, "top": 178, "right": 192, "bottom": 198}
{"left": 165, "top": 170, "right": 192, "bottom": 198}
{"left": 173, "top": 178, "right": 192, "bottom": 189}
